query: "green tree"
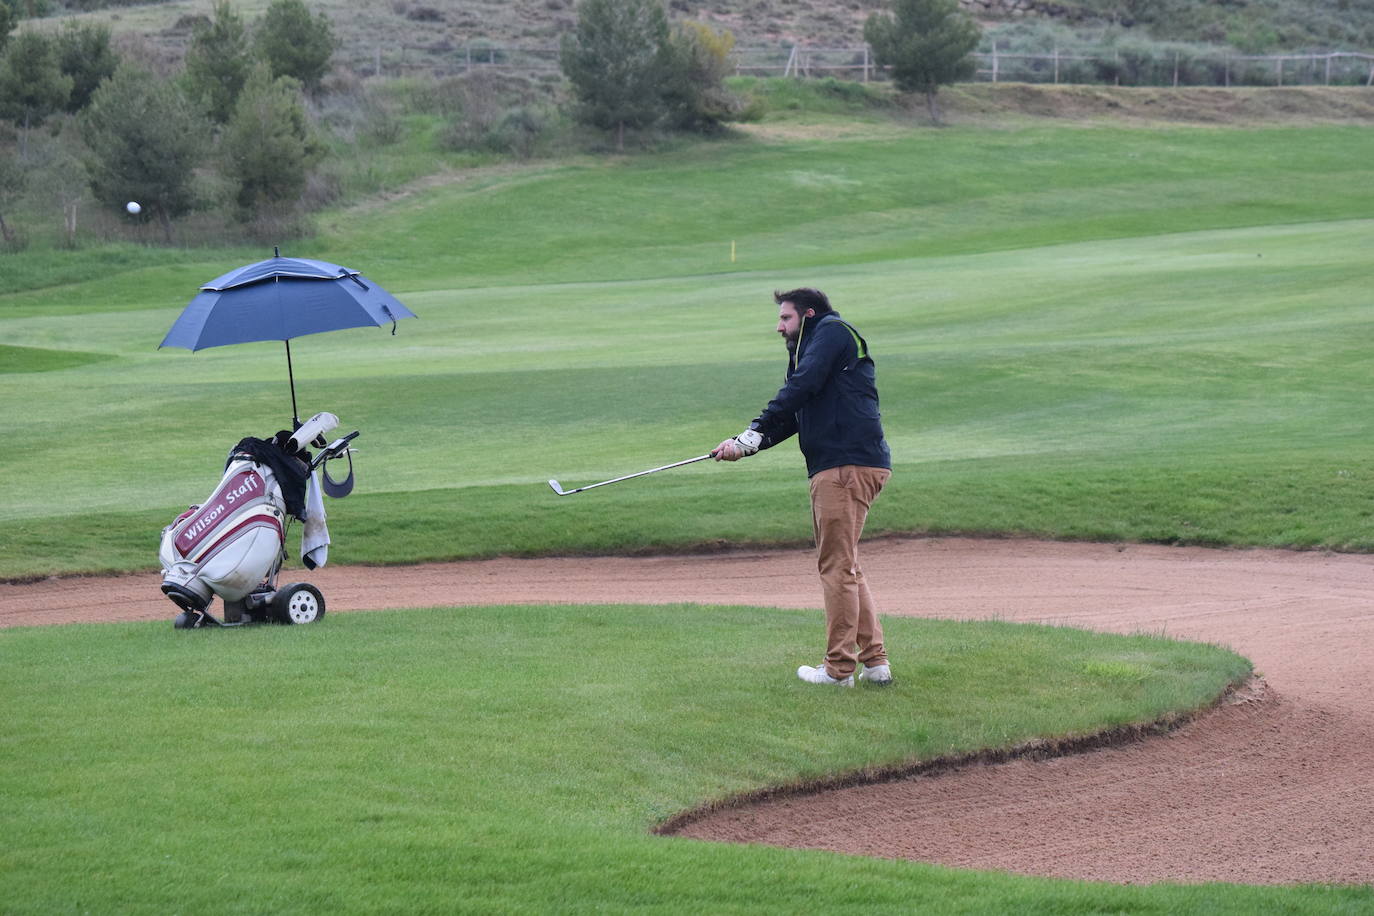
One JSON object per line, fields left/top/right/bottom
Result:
{"left": 80, "top": 64, "right": 205, "bottom": 242}
{"left": 255, "top": 0, "right": 336, "bottom": 93}
{"left": 0, "top": 147, "right": 26, "bottom": 246}
{"left": 0, "top": 31, "right": 71, "bottom": 137}
{"left": 864, "top": 0, "right": 980, "bottom": 123}
{"left": 56, "top": 21, "right": 118, "bottom": 113}
{"left": 183, "top": 0, "right": 252, "bottom": 123}
{"left": 560, "top": 0, "right": 671, "bottom": 151}
{"left": 660, "top": 20, "right": 741, "bottom": 132}
{"left": 222, "top": 63, "right": 321, "bottom": 220}
{"left": 0, "top": 4, "right": 15, "bottom": 56}
{"left": 44, "top": 139, "right": 87, "bottom": 248}
{"left": 2, "top": 0, "right": 52, "bottom": 17}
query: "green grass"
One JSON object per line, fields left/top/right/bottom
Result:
{"left": 10, "top": 604, "right": 1351, "bottom": 915}
{"left": 3, "top": 126, "right": 1374, "bottom": 577}
{"left": 0, "top": 343, "right": 115, "bottom": 374}
{"left": 4, "top": 112, "right": 1373, "bottom": 910}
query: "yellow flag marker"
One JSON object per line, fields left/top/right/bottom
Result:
{"left": 730, "top": 240, "right": 736, "bottom": 263}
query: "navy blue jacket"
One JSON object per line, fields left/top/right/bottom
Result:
{"left": 749, "top": 310, "right": 891, "bottom": 477}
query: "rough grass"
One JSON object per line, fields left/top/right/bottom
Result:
{"left": 938, "top": 82, "right": 1374, "bottom": 126}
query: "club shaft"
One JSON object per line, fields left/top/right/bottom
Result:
{"left": 564, "top": 454, "right": 713, "bottom": 494}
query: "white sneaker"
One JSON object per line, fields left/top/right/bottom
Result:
{"left": 797, "top": 663, "right": 854, "bottom": 687}
{"left": 858, "top": 664, "right": 893, "bottom": 686}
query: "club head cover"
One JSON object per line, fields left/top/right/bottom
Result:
{"left": 288, "top": 412, "right": 340, "bottom": 454}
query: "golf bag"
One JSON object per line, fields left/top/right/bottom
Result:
{"left": 158, "top": 411, "right": 357, "bottom": 628}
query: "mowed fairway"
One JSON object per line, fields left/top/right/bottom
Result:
{"left": 2, "top": 127, "right": 1374, "bottom": 576}
{"left": 2, "top": 118, "right": 1374, "bottom": 910}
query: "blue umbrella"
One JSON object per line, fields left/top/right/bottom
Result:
{"left": 161, "top": 252, "right": 417, "bottom": 424}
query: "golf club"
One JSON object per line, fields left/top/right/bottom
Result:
{"left": 548, "top": 453, "right": 714, "bottom": 496}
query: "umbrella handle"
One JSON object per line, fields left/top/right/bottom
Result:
{"left": 285, "top": 339, "right": 299, "bottom": 427}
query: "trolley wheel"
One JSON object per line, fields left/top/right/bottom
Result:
{"left": 271, "top": 583, "right": 326, "bottom": 624}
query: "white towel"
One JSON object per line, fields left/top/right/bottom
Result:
{"left": 301, "top": 470, "right": 330, "bottom": 570}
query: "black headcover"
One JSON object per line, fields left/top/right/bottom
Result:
{"left": 228, "top": 436, "right": 311, "bottom": 521}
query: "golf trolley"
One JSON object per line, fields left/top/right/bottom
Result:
{"left": 158, "top": 411, "right": 358, "bottom": 629}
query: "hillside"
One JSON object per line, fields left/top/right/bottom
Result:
{"left": 38, "top": 0, "right": 1374, "bottom": 79}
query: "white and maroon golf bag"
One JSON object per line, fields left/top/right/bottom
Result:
{"left": 159, "top": 412, "right": 357, "bottom": 628}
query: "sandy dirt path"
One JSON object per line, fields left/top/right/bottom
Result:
{"left": 3, "top": 537, "right": 1371, "bottom": 886}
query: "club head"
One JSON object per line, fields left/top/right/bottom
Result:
{"left": 548, "top": 479, "right": 567, "bottom": 496}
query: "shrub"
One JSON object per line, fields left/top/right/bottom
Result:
{"left": 441, "top": 102, "right": 553, "bottom": 158}
{"left": 404, "top": 5, "right": 442, "bottom": 22}
{"left": 488, "top": 105, "right": 549, "bottom": 157}
{"left": 361, "top": 96, "right": 403, "bottom": 145}
{"left": 661, "top": 20, "right": 744, "bottom": 132}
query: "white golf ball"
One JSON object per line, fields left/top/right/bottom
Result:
{"left": 126, "top": 201, "right": 141, "bottom": 215}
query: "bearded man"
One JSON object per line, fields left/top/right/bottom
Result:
{"left": 713, "top": 287, "right": 893, "bottom": 687}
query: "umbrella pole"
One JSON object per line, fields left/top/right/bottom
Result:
{"left": 285, "top": 339, "right": 300, "bottom": 428}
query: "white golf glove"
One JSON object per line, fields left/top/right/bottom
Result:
{"left": 733, "top": 428, "right": 763, "bottom": 457}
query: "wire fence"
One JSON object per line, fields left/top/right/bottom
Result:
{"left": 359, "top": 42, "right": 1374, "bottom": 88}
{"left": 745, "top": 45, "right": 1374, "bottom": 88}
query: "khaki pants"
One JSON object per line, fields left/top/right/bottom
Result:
{"left": 809, "top": 465, "right": 891, "bottom": 679}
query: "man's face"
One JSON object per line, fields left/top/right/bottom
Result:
{"left": 777, "top": 301, "right": 812, "bottom": 348}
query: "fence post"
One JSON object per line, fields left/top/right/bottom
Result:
{"left": 1367, "top": 61, "right": 1374, "bottom": 87}
{"left": 863, "top": 45, "right": 870, "bottom": 82}
{"left": 992, "top": 41, "right": 998, "bottom": 83}
{"left": 1224, "top": 55, "right": 1230, "bottom": 87}
{"left": 1325, "top": 54, "right": 1332, "bottom": 85}
{"left": 1173, "top": 52, "right": 1179, "bottom": 87}
{"left": 1276, "top": 56, "right": 1283, "bottom": 86}
{"left": 1053, "top": 45, "right": 1059, "bottom": 84}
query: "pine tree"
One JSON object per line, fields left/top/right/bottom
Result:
{"left": 0, "top": 4, "right": 15, "bottom": 56}
{"left": 255, "top": 0, "right": 336, "bottom": 93}
{"left": 0, "top": 147, "right": 26, "bottom": 245}
{"left": 183, "top": 0, "right": 252, "bottom": 123}
{"left": 80, "top": 65, "right": 205, "bottom": 242}
{"left": 560, "top": 0, "right": 671, "bottom": 151}
{"left": 222, "top": 63, "right": 321, "bottom": 218}
{"left": 0, "top": 31, "right": 71, "bottom": 136}
{"left": 864, "top": 0, "right": 981, "bottom": 124}
{"left": 56, "top": 21, "right": 118, "bottom": 113}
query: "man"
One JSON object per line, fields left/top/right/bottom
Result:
{"left": 713, "top": 287, "right": 893, "bottom": 687}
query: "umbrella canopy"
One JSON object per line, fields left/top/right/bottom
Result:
{"left": 161, "top": 255, "right": 416, "bottom": 351}
{"left": 160, "top": 254, "right": 417, "bottom": 425}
